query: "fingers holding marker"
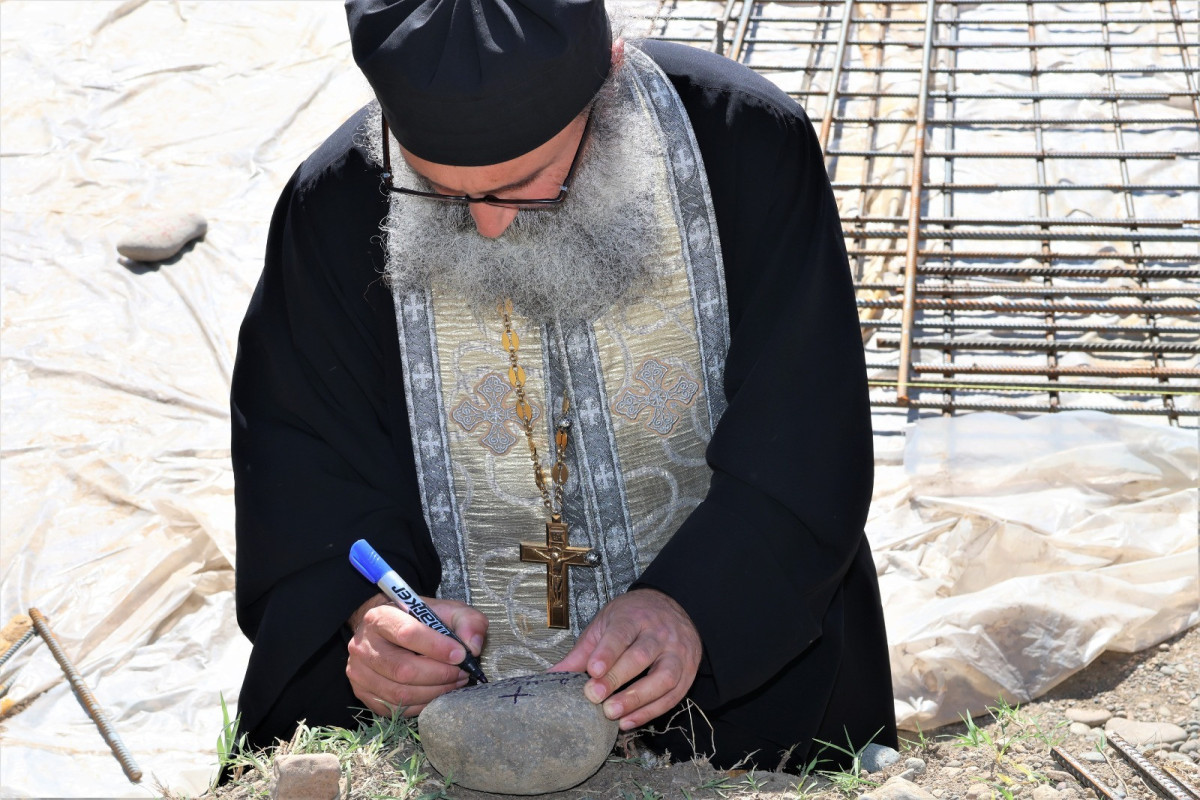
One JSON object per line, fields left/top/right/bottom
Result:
{"left": 349, "top": 540, "right": 489, "bottom": 684}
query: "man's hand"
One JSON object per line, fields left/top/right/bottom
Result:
{"left": 346, "top": 594, "right": 488, "bottom": 717}
{"left": 550, "top": 588, "right": 701, "bottom": 731}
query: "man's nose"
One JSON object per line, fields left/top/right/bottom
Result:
{"left": 470, "top": 204, "right": 519, "bottom": 238}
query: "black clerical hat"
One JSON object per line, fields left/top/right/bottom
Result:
{"left": 346, "top": 0, "right": 611, "bottom": 166}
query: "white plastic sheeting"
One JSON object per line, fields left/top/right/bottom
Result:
{"left": 872, "top": 412, "right": 1198, "bottom": 730}
{"left": 0, "top": 2, "right": 1195, "bottom": 797}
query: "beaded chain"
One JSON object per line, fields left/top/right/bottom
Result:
{"left": 498, "top": 299, "right": 571, "bottom": 522}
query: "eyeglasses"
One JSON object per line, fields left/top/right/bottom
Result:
{"left": 380, "top": 113, "right": 592, "bottom": 208}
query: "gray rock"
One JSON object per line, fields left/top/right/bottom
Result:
{"left": 1104, "top": 717, "right": 1188, "bottom": 746}
{"left": 858, "top": 776, "right": 937, "bottom": 800}
{"left": 1030, "top": 786, "right": 1062, "bottom": 800}
{"left": 271, "top": 754, "right": 340, "bottom": 800}
{"left": 419, "top": 672, "right": 618, "bottom": 795}
{"left": 1065, "top": 708, "right": 1112, "bottom": 726}
{"left": 904, "top": 756, "right": 926, "bottom": 775}
{"left": 116, "top": 212, "right": 207, "bottom": 262}
{"left": 1069, "top": 722, "right": 1093, "bottom": 737}
{"left": 860, "top": 743, "right": 902, "bottom": 772}
{"left": 1180, "top": 740, "right": 1199, "bottom": 754}
{"left": 1081, "top": 751, "right": 1107, "bottom": 763}
{"left": 1163, "top": 752, "right": 1194, "bottom": 765}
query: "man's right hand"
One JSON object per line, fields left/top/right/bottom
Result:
{"left": 346, "top": 593, "right": 488, "bottom": 717}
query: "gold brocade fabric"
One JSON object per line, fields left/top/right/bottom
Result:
{"left": 391, "top": 48, "right": 730, "bottom": 678}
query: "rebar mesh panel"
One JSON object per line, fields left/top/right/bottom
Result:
{"left": 632, "top": 0, "right": 1198, "bottom": 427}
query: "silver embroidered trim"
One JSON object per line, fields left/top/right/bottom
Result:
{"left": 627, "top": 47, "right": 731, "bottom": 425}
{"left": 393, "top": 290, "right": 471, "bottom": 602}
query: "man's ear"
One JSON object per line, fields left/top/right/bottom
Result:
{"left": 611, "top": 38, "right": 625, "bottom": 68}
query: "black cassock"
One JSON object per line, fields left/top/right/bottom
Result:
{"left": 232, "top": 40, "right": 897, "bottom": 771}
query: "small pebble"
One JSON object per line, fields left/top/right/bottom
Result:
{"left": 1180, "top": 740, "right": 1200, "bottom": 754}
{"left": 1044, "top": 769, "right": 1073, "bottom": 782}
{"left": 1163, "top": 752, "right": 1194, "bottom": 765}
{"left": 271, "top": 754, "right": 340, "bottom": 800}
{"left": 1065, "top": 708, "right": 1112, "bottom": 726}
{"left": 1069, "top": 722, "right": 1093, "bottom": 737}
{"left": 904, "top": 756, "right": 926, "bottom": 775}
{"left": 1159, "top": 643, "right": 1171, "bottom": 651}
{"left": 857, "top": 776, "right": 937, "bottom": 800}
{"left": 1081, "top": 751, "right": 1107, "bottom": 763}
{"left": 861, "top": 743, "right": 902, "bottom": 773}
{"left": 116, "top": 212, "right": 207, "bottom": 262}
{"left": 1031, "top": 787, "right": 1062, "bottom": 800}
{"left": 945, "top": 759, "right": 963, "bottom": 767}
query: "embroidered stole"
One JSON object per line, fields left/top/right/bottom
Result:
{"left": 391, "top": 48, "right": 730, "bottom": 677}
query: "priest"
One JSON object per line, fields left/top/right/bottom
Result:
{"left": 233, "top": 0, "right": 897, "bottom": 772}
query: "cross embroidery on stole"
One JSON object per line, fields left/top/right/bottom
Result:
{"left": 520, "top": 521, "right": 597, "bottom": 628}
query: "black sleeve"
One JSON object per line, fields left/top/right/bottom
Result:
{"left": 632, "top": 42, "right": 873, "bottom": 708}
{"left": 231, "top": 111, "right": 440, "bottom": 740}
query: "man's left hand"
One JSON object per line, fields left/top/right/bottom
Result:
{"left": 550, "top": 588, "right": 701, "bottom": 731}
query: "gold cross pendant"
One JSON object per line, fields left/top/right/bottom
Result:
{"left": 519, "top": 520, "right": 597, "bottom": 628}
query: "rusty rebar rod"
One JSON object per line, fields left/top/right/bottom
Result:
{"left": 847, "top": 248, "right": 1197, "bottom": 262}
{"left": 903, "top": 362, "right": 1200, "bottom": 379}
{"left": 871, "top": 397, "right": 1196, "bottom": 416}
{"left": 871, "top": 378, "right": 1198, "bottom": 396}
{"left": 845, "top": 229, "right": 1199, "bottom": 242}
{"left": 830, "top": 148, "right": 1189, "bottom": 158}
{"left": 835, "top": 181, "right": 1197, "bottom": 190}
{"left": 837, "top": 116, "right": 1196, "bottom": 126}
{"left": 27, "top": 609, "right": 142, "bottom": 783}
{"left": 861, "top": 318, "right": 1200, "bottom": 335}
{"left": 1050, "top": 747, "right": 1124, "bottom": 799}
{"left": 818, "top": 0, "right": 856, "bottom": 149}
{"left": 896, "top": 0, "right": 938, "bottom": 403}
{"left": 1106, "top": 732, "right": 1197, "bottom": 800}
{"left": 878, "top": 336, "right": 1200, "bottom": 354}
{"left": 844, "top": 215, "right": 1194, "bottom": 227}
{"left": 0, "top": 627, "right": 36, "bottom": 671}
{"left": 857, "top": 298, "right": 1199, "bottom": 315}
{"left": 855, "top": 284, "right": 1200, "bottom": 298}
{"left": 914, "top": 266, "right": 1200, "bottom": 279}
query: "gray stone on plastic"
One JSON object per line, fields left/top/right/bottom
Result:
{"left": 271, "top": 753, "right": 340, "bottom": 800}
{"left": 419, "top": 672, "right": 618, "bottom": 795}
{"left": 860, "top": 743, "right": 902, "bottom": 773}
{"left": 116, "top": 212, "right": 207, "bottom": 262}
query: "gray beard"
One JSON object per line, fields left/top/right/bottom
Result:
{"left": 371, "top": 65, "right": 665, "bottom": 325}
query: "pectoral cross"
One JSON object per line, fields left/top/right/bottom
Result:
{"left": 520, "top": 520, "right": 598, "bottom": 628}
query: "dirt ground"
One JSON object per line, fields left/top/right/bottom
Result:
{"left": 206, "top": 622, "right": 1199, "bottom": 800}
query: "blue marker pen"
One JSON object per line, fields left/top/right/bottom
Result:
{"left": 349, "top": 539, "right": 488, "bottom": 685}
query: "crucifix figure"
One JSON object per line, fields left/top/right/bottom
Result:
{"left": 520, "top": 520, "right": 598, "bottom": 628}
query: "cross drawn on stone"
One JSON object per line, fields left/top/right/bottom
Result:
{"left": 611, "top": 358, "right": 700, "bottom": 436}
{"left": 452, "top": 373, "right": 540, "bottom": 456}
{"left": 520, "top": 521, "right": 597, "bottom": 629}
{"left": 498, "top": 683, "right": 534, "bottom": 704}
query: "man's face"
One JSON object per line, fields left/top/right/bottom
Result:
{"left": 398, "top": 115, "right": 590, "bottom": 239}
{"left": 377, "top": 57, "right": 663, "bottom": 325}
